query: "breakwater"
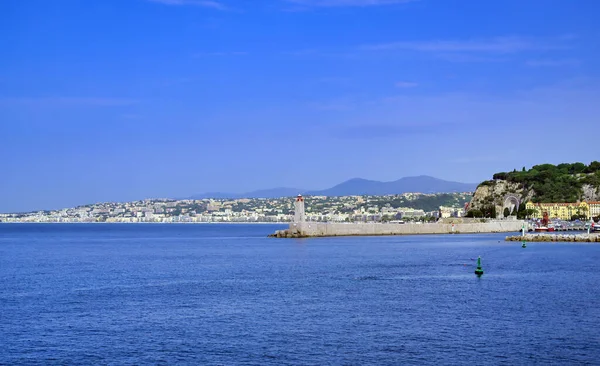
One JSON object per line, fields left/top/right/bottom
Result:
{"left": 269, "top": 220, "right": 525, "bottom": 238}
{"left": 506, "top": 233, "right": 600, "bottom": 242}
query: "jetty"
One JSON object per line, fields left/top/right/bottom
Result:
{"left": 268, "top": 195, "right": 525, "bottom": 238}
{"left": 506, "top": 233, "right": 600, "bottom": 243}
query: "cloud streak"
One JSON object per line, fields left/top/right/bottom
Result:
{"left": 146, "top": 0, "right": 228, "bottom": 10}
{"left": 363, "top": 36, "right": 565, "bottom": 54}
{"left": 193, "top": 51, "right": 248, "bottom": 57}
{"left": 335, "top": 123, "right": 450, "bottom": 139}
{"left": 302, "top": 79, "right": 600, "bottom": 143}
{"left": 525, "top": 59, "right": 581, "bottom": 67}
{"left": 395, "top": 81, "right": 418, "bottom": 88}
{"left": 286, "top": 0, "right": 417, "bottom": 7}
{"left": 0, "top": 97, "right": 138, "bottom": 107}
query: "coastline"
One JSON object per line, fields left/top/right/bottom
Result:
{"left": 0, "top": 221, "right": 290, "bottom": 225}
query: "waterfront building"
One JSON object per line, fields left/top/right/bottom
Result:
{"left": 589, "top": 202, "right": 600, "bottom": 218}
{"left": 399, "top": 209, "right": 425, "bottom": 218}
{"left": 439, "top": 206, "right": 465, "bottom": 218}
{"left": 525, "top": 201, "right": 590, "bottom": 220}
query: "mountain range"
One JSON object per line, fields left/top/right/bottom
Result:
{"left": 189, "top": 175, "right": 477, "bottom": 199}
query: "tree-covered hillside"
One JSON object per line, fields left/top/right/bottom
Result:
{"left": 315, "top": 193, "right": 471, "bottom": 214}
{"left": 482, "top": 162, "right": 600, "bottom": 203}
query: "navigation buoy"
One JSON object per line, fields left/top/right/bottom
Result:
{"left": 474, "top": 256, "right": 484, "bottom": 276}
{"left": 522, "top": 241, "right": 527, "bottom": 248}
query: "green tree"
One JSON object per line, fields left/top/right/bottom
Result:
{"left": 503, "top": 207, "right": 510, "bottom": 217}
{"left": 466, "top": 209, "right": 483, "bottom": 218}
{"left": 481, "top": 205, "right": 497, "bottom": 218}
{"left": 586, "top": 161, "right": 600, "bottom": 173}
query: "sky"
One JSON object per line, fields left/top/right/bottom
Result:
{"left": 1, "top": 0, "right": 599, "bottom": 212}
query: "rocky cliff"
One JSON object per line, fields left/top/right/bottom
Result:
{"left": 468, "top": 162, "right": 600, "bottom": 218}
{"left": 582, "top": 184, "right": 600, "bottom": 201}
{"left": 469, "top": 180, "right": 600, "bottom": 218}
{"left": 468, "top": 180, "right": 534, "bottom": 217}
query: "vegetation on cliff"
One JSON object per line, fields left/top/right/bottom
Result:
{"left": 482, "top": 162, "right": 600, "bottom": 203}
{"left": 464, "top": 205, "right": 497, "bottom": 218}
{"left": 331, "top": 193, "right": 471, "bottom": 214}
{"left": 468, "top": 162, "right": 600, "bottom": 219}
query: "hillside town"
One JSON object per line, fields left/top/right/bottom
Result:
{"left": 0, "top": 193, "right": 472, "bottom": 223}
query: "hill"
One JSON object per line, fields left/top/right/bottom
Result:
{"left": 306, "top": 176, "right": 476, "bottom": 196}
{"left": 468, "top": 161, "right": 600, "bottom": 218}
{"left": 190, "top": 176, "right": 477, "bottom": 199}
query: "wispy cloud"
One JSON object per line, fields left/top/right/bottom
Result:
{"left": 325, "top": 80, "right": 600, "bottom": 142}
{"left": 363, "top": 36, "right": 565, "bottom": 54}
{"left": 285, "top": 0, "right": 417, "bottom": 7}
{"left": 525, "top": 59, "right": 581, "bottom": 67}
{"left": 308, "top": 98, "right": 356, "bottom": 111}
{"left": 0, "top": 97, "right": 138, "bottom": 107}
{"left": 434, "top": 53, "right": 508, "bottom": 63}
{"left": 146, "top": 0, "right": 228, "bottom": 10}
{"left": 313, "top": 77, "right": 353, "bottom": 86}
{"left": 395, "top": 81, "right": 418, "bottom": 88}
{"left": 159, "top": 77, "right": 195, "bottom": 86}
{"left": 193, "top": 51, "right": 248, "bottom": 57}
{"left": 335, "top": 122, "right": 458, "bottom": 140}
{"left": 282, "top": 49, "right": 319, "bottom": 56}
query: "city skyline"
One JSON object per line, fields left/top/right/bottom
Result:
{"left": 2, "top": 0, "right": 599, "bottom": 212}
{"left": 0, "top": 192, "right": 471, "bottom": 221}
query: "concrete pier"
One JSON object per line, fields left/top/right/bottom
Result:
{"left": 269, "top": 220, "right": 525, "bottom": 238}
{"left": 268, "top": 195, "right": 525, "bottom": 238}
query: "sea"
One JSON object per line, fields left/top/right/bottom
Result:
{"left": 1, "top": 223, "right": 599, "bottom": 365}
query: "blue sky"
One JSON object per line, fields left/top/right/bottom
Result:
{"left": 1, "top": 0, "right": 599, "bottom": 212}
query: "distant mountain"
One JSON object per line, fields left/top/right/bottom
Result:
{"left": 189, "top": 176, "right": 476, "bottom": 199}
{"left": 307, "top": 175, "right": 476, "bottom": 196}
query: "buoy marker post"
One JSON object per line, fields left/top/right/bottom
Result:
{"left": 474, "top": 256, "right": 484, "bottom": 277}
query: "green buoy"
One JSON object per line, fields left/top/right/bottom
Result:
{"left": 474, "top": 256, "right": 484, "bottom": 276}
{"left": 522, "top": 241, "right": 527, "bottom": 248}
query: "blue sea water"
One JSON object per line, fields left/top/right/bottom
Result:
{"left": 1, "top": 224, "right": 599, "bottom": 365}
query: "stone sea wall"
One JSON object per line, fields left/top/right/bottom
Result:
{"left": 506, "top": 233, "right": 600, "bottom": 242}
{"left": 269, "top": 220, "right": 525, "bottom": 238}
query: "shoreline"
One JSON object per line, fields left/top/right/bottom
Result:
{"left": 0, "top": 221, "right": 290, "bottom": 225}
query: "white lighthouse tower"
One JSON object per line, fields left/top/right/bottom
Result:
{"left": 294, "top": 194, "right": 305, "bottom": 223}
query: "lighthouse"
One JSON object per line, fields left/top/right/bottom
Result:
{"left": 294, "top": 194, "right": 305, "bottom": 223}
